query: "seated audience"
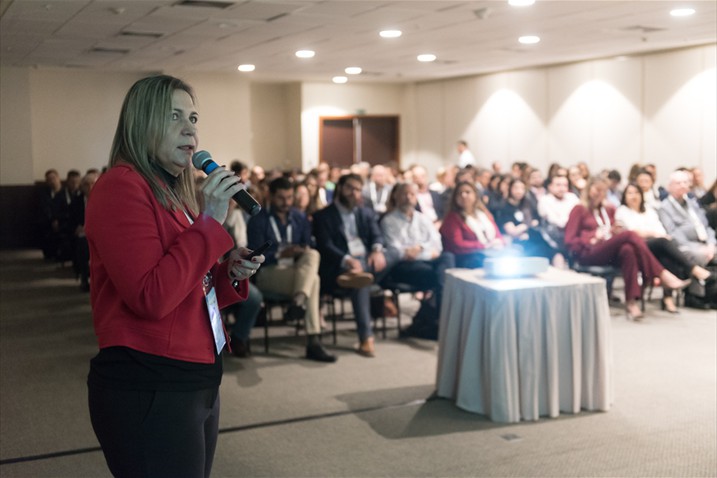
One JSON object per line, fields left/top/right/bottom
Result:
{"left": 698, "top": 178, "right": 717, "bottom": 231}
{"left": 247, "top": 177, "right": 336, "bottom": 363}
{"left": 616, "top": 183, "right": 713, "bottom": 313}
{"left": 537, "top": 174, "right": 580, "bottom": 251}
{"left": 658, "top": 170, "right": 717, "bottom": 267}
{"left": 39, "top": 168, "right": 64, "bottom": 261}
{"left": 564, "top": 176, "right": 690, "bottom": 320}
{"left": 690, "top": 167, "right": 707, "bottom": 199}
{"left": 313, "top": 174, "right": 388, "bottom": 358}
{"left": 568, "top": 165, "right": 587, "bottom": 198}
{"left": 410, "top": 164, "right": 444, "bottom": 224}
{"left": 380, "top": 182, "right": 455, "bottom": 338}
{"left": 439, "top": 181, "right": 505, "bottom": 268}
{"left": 605, "top": 169, "right": 623, "bottom": 208}
{"left": 525, "top": 167, "right": 546, "bottom": 211}
{"left": 636, "top": 167, "right": 663, "bottom": 210}
{"left": 494, "top": 177, "right": 564, "bottom": 267}
{"left": 362, "top": 164, "right": 393, "bottom": 214}
{"left": 70, "top": 171, "right": 100, "bottom": 291}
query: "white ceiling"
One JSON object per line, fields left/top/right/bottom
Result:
{"left": 1, "top": 0, "right": 715, "bottom": 83}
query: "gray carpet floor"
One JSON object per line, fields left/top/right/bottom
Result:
{"left": 0, "top": 249, "right": 715, "bottom": 477}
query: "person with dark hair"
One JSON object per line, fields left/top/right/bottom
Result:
{"left": 564, "top": 176, "right": 690, "bottom": 320}
{"left": 615, "top": 182, "right": 713, "bottom": 312}
{"left": 39, "top": 168, "right": 63, "bottom": 260}
{"left": 606, "top": 169, "right": 622, "bottom": 208}
{"left": 494, "top": 177, "right": 564, "bottom": 267}
{"left": 439, "top": 181, "right": 505, "bottom": 268}
{"left": 85, "top": 75, "right": 264, "bottom": 477}
{"left": 313, "top": 173, "right": 387, "bottom": 357}
{"left": 457, "top": 140, "right": 476, "bottom": 168}
{"left": 247, "top": 176, "right": 336, "bottom": 362}
{"left": 229, "top": 159, "right": 250, "bottom": 185}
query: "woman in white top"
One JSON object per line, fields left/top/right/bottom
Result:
{"left": 616, "top": 182, "right": 712, "bottom": 313}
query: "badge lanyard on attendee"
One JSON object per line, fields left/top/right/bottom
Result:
{"left": 669, "top": 195, "right": 708, "bottom": 242}
{"left": 593, "top": 207, "right": 612, "bottom": 240}
{"left": 184, "top": 210, "right": 225, "bottom": 354}
{"left": 269, "top": 216, "right": 294, "bottom": 266}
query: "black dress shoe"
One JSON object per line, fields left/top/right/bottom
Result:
{"left": 306, "top": 344, "right": 337, "bottom": 363}
{"left": 285, "top": 304, "right": 306, "bottom": 322}
{"left": 230, "top": 336, "right": 251, "bottom": 358}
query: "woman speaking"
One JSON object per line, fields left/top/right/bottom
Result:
{"left": 85, "top": 75, "right": 263, "bottom": 477}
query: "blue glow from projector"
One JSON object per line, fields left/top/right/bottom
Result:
{"left": 484, "top": 256, "right": 549, "bottom": 278}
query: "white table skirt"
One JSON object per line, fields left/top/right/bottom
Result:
{"left": 435, "top": 267, "right": 613, "bottom": 423}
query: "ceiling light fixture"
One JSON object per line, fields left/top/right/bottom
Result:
{"left": 417, "top": 54, "right": 437, "bottom": 62}
{"left": 237, "top": 64, "right": 255, "bottom": 72}
{"left": 518, "top": 35, "right": 541, "bottom": 44}
{"left": 295, "top": 50, "right": 315, "bottom": 58}
{"left": 345, "top": 66, "right": 362, "bottom": 75}
{"left": 379, "top": 30, "right": 402, "bottom": 38}
{"left": 509, "top": 0, "right": 535, "bottom": 6}
{"left": 332, "top": 76, "right": 348, "bottom": 84}
{"left": 670, "top": 8, "right": 695, "bottom": 17}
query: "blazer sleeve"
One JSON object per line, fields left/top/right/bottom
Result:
{"left": 86, "top": 168, "right": 237, "bottom": 320}
{"left": 564, "top": 205, "right": 592, "bottom": 256}
{"left": 313, "top": 207, "right": 348, "bottom": 265}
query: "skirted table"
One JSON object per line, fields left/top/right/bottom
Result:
{"left": 435, "top": 267, "right": 613, "bottom": 423}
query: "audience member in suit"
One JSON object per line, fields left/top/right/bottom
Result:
{"left": 362, "top": 164, "right": 393, "bottom": 215}
{"left": 615, "top": 182, "right": 713, "bottom": 313}
{"left": 53, "top": 169, "right": 83, "bottom": 262}
{"left": 313, "top": 173, "right": 388, "bottom": 358}
{"left": 564, "top": 176, "right": 690, "bottom": 321}
{"left": 69, "top": 170, "right": 99, "bottom": 291}
{"left": 439, "top": 181, "right": 506, "bottom": 268}
{"left": 39, "top": 168, "right": 64, "bottom": 260}
{"left": 247, "top": 177, "right": 336, "bottom": 363}
{"left": 658, "top": 170, "right": 717, "bottom": 267}
{"left": 698, "top": 179, "right": 717, "bottom": 231}
{"left": 605, "top": 169, "right": 623, "bottom": 208}
{"left": 380, "top": 182, "right": 455, "bottom": 335}
{"left": 410, "top": 164, "right": 444, "bottom": 225}
{"left": 494, "top": 177, "right": 564, "bottom": 267}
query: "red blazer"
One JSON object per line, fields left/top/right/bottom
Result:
{"left": 439, "top": 210, "right": 503, "bottom": 255}
{"left": 85, "top": 163, "right": 247, "bottom": 364}
{"left": 564, "top": 204, "right": 616, "bottom": 258}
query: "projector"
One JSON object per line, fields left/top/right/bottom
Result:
{"left": 484, "top": 256, "right": 549, "bottom": 278}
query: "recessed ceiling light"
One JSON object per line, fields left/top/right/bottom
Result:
{"left": 508, "top": 0, "right": 535, "bottom": 6}
{"left": 518, "top": 35, "right": 540, "bottom": 44}
{"left": 379, "top": 30, "right": 402, "bottom": 38}
{"left": 237, "top": 64, "right": 255, "bottom": 72}
{"left": 417, "top": 54, "right": 437, "bottom": 62}
{"left": 295, "top": 50, "right": 315, "bottom": 58}
{"left": 670, "top": 8, "right": 695, "bottom": 17}
{"left": 332, "top": 76, "right": 348, "bottom": 84}
{"left": 345, "top": 66, "right": 362, "bottom": 75}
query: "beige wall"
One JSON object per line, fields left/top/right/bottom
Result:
{"left": 1, "top": 43, "right": 715, "bottom": 187}
{"left": 411, "top": 44, "right": 716, "bottom": 187}
{"left": 0, "top": 67, "right": 33, "bottom": 184}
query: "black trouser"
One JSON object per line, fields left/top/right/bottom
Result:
{"left": 88, "top": 384, "right": 220, "bottom": 478}
{"left": 646, "top": 236, "right": 695, "bottom": 280}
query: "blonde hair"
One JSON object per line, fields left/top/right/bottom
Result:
{"left": 109, "top": 75, "right": 198, "bottom": 213}
{"left": 580, "top": 176, "right": 609, "bottom": 209}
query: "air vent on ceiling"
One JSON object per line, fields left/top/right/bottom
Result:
{"left": 174, "top": 0, "right": 234, "bottom": 9}
{"left": 91, "top": 47, "right": 130, "bottom": 54}
{"left": 621, "top": 25, "right": 666, "bottom": 34}
{"left": 120, "top": 31, "right": 164, "bottom": 39}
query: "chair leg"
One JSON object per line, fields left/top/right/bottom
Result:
{"left": 263, "top": 303, "right": 270, "bottom": 354}
{"left": 393, "top": 290, "right": 401, "bottom": 335}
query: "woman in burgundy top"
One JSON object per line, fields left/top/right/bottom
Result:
{"left": 439, "top": 181, "right": 506, "bottom": 268}
{"left": 564, "top": 176, "right": 690, "bottom": 320}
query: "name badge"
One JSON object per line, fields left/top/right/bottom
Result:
{"left": 204, "top": 287, "right": 226, "bottom": 354}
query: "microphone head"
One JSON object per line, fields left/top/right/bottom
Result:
{"left": 192, "top": 150, "right": 212, "bottom": 170}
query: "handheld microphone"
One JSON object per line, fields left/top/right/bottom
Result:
{"left": 192, "top": 150, "right": 261, "bottom": 216}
